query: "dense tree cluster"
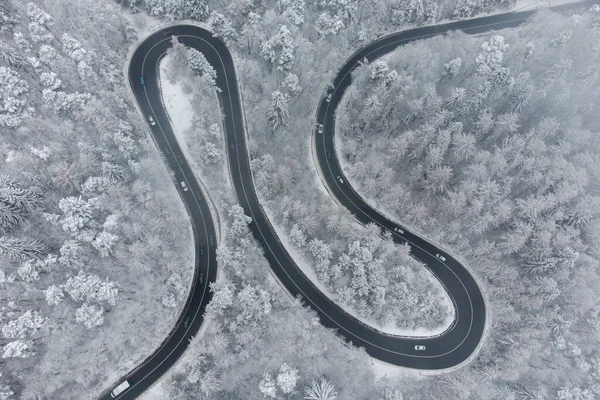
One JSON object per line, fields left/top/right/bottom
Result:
{"left": 115, "top": 0, "right": 210, "bottom": 21}
{"left": 0, "top": 66, "right": 30, "bottom": 128}
{"left": 261, "top": 25, "right": 296, "bottom": 71}
{"left": 292, "top": 221, "right": 450, "bottom": 328}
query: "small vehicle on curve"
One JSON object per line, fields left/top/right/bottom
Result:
{"left": 111, "top": 380, "right": 130, "bottom": 398}
{"left": 180, "top": 181, "right": 189, "bottom": 191}
{"left": 199, "top": 243, "right": 205, "bottom": 256}
{"left": 148, "top": 115, "right": 156, "bottom": 126}
{"left": 229, "top": 140, "right": 235, "bottom": 150}
{"left": 394, "top": 227, "right": 404, "bottom": 234}
{"left": 140, "top": 75, "right": 145, "bottom": 85}
{"left": 183, "top": 316, "right": 191, "bottom": 329}
{"left": 318, "top": 124, "right": 323, "bottom": 134}
{"left": 325, "top": 93, "right": 333, "bottom": 102}
{"left": 436, "top": 253, "right": 446, "bottom": 262}
{"left": 163, "top": 30, "right": 173, "bottom": 37}
{"left": 209, "top": 234, "right": 216, "bottom": 248}
{"left": 326, "top": 151, "right": 332, "bottom": 160}
{"left": 414, "top": 345, "right": 426, "bottom": 351}
{"left": 336, "top": 175, "right": 344, "bottom": 184}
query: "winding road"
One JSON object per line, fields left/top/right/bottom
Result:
{"left": 102, "top": 1, "right": 596, "bottom": 397}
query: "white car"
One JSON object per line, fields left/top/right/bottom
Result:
{"left": 111, "top": 380, "right": 130, "bottom": 398}
{"left": 180, "top": 181, "right": 189, "bottom": 191}
{"left": 337, "top": 175, "right": 344, "bottom": 184}
{"left": 325, "top": 93, "right": 332, "bottom": 102}
{"left": 318, "top": 124, "right": 324, "bottom": 134}
{"left": 414, "top": 345, "right": 426, "bottom": 351}
{"left": 148, "top": 115, "right": 156, "bottom": 126}
{"left": 394, "top": 227, "right": 405, "bottom": 234}
{"left": 436, "top": 253, "right": 446, "bottom": 262}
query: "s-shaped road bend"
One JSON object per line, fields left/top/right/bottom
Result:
{"left": 103, "top": 1, "right": 597, "bottom": 398}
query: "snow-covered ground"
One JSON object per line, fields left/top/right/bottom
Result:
{"left": 158, "top": 61, "right": 195, "bottom": 160}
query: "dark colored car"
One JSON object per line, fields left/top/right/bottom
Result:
{"left": 199, "top": 243, "right": 205, "bottom": 256}
{"left": 209, "top": 234, "right": 216, "bottom": 248}
{"left": 198, "top": 270, "right": 205, "bottom": 285}
{"left": 140, "top": 75, "right": 145, "bottom": 85}
{"left": 183, "top": 316, "right": 191, "bottom": 329}
{"left": 326, "top": 151, "right": 332, "bottom": 160}
{"left": 229, "top": 140, "right": 235, "bottom": 150}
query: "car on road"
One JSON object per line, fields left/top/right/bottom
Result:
{"left": 148, "top": 115, "right": 156, "bottom": 126}
{"left": 163, "top": 146, "right": 170, "bottom": 155}
{"left": 394, "top": 227, "right": 404, "bottom": 234}
{"left": 229, "top": 140, "right": 235, "bottom": 150}
{"left": 140, "top": 75, "right": 145, "bottom": 85}
{"left": 183, "top": 316, "right": 191, "bottom": 329}
{"left": 414, "top": 345, "right": 426, "bottom": 351}
{"left": 111, "top": 380, "right": 130, "bottom": 398}
{"left": 436, "top": 253, "right": 446, "bottom": 262}
{"left": 199, "top": 243, "right": 205, "bottom": 256}
{"left": 180, "top": 181, "right": 189, "bottom": 191}
{"left": 209, "top": 234, "right": 216, "bottom": 248}
{"left": 326, "top": 151, "right": 332, "bottom": 160}
{"left": 336, "top": 175, "right": 344, "bottom": 184}
{"left": 199, "top": 270, "right": 205, "bottom": 284}
{"left": 163, "top": 30, "right": 173, "bottom": 37}
{"left": 318, "top": 124, "right": 323, "bottom": 134}
{"left": 325, "top": 93, "right": 332, "bottom": 102}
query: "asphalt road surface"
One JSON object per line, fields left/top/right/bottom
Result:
{"left": 104, "top": 1, "right": 596, "bottom": 397}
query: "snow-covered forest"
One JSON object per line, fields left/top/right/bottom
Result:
{"left": 337, "top": 7, "right": 600, "bottom": 398}
{"left": 2, "top": 0, "right": 598, "bottom": 398}
{"left": 0, "top": 1, "right": 195, "bottom": 398}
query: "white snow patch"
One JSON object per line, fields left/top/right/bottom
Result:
{"left": 159, "top": 57, "right": 195, "bottom": 152}
{"left": 5, "top": 151, "right": 16, "bottom": 163}
{"left": 140, "top": 382, "right": 170, "bottom": 400}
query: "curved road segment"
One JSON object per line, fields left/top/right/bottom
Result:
{"left": 104, "top": 1, "right": 596, "bottom": 398}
